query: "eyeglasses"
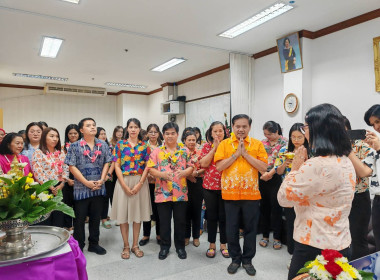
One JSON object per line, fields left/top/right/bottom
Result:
{"left": 300, "top": 125, "right": 309, "bottom": 135}
{"left": 148, "top": 131, "right": 158, "bottom": 135}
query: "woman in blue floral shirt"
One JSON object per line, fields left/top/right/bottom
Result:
{"left": 110, "top": 118, "right": 151, "bottom": 260}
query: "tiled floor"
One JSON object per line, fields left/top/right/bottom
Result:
{"left": 84, "top": 222, "right": 291, "bottom": 280}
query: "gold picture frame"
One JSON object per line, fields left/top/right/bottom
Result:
{"left": 374, "top": 36, "right": 380, "bottom": 92}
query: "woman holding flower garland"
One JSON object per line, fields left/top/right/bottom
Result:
{"left": 22, "top": 122, "right": 43, "bottom": 163}
{"left": 148, "top": 122, "right": 194, "bottom": 260}
{"left": 64, "top": 118, "right": 112, "bottom": 254}
{"left": 259, "top": 121, "right": 287, "bottom": 250}
{"left": 183, "top": 130, "right": 205, "bottom": 247}
{"left": 110, "top": 118, "right": 152, "bottom": 259}
{"left": 0, "top": 133, "right": 32, "bottom": 176}
{"left": 278, "top": 104, "right": 355, "bottom": 280}
{"left": 274, "top": 123, "right": 308, "bottom": 257}
{"left": 140, "top": 124, "right": 163, "bottom": 246}
{"left": 199, "top": 121, "right": 229, "bottom": 258}
{"left": 62, "top": 124, "right": 80, "bottom": 230}
{"left": 32, "top": 127, "right": 69, "bottom": 227}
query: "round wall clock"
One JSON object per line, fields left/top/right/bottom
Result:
{"left": 284, "top": 93, "right": 299, "bottom": 113}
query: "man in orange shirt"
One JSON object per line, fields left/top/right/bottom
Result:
{"left": 215, "top": 114, "right": 268, "bottom": 276}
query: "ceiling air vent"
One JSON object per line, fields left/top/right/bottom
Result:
{"left": 44, "top": 83, "right": 107, "bottom": 97}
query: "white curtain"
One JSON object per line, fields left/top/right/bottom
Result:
{"left": 229, "top": 53, "right": 255, "bottom": 121}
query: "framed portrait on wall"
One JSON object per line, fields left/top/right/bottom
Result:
{"left": 276, "top": 32, "right": 303, "bottom": 73}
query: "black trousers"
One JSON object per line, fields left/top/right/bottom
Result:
{"left": 225, "top": 200, "right": 260, "bottom": 265}
{"left": 284, "top": 207, "right": 296, "bottom": 255}
{"left": 157, "top": 201, "right": 187, "bottom": 250}
{"left": 185, "top": 178, "right": 203, "bottom": 239}
{"left": 73, "top": 196, "right": 104, "bottom": 250}
{"left": 372, "top": 195, "right": 380, "bottom": 251}
{"left": 349, "top": 191, "right": 371, "bottom": 260}
{"left": 62, "top": 182, "right": 74, "bottom": 228}
{"left": 288, "top": 241, "right": 351, "bottom": 280}
{"left": 203, "top": 188, "right": 227, "bottom": 244}
{"left": 36, "top": 210, "right": 64, "bottom": 227}
{"left": 101, "top": 175, "right": 116, "bottom": 220}
{"left": 259, "top": 174, "right": 283, "bottom": 240}
{"left": 143, "top": 183, "right": 160, "bottom": 237}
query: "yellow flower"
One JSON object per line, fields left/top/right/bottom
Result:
{"left": 31, "top": 194, "right": 36, "bottom": 200}
{"left": 138, "top": 146, "right": 144, "bottom": 151}
{"left": 130, "top": 162, "right": 135, "bottom": 168}
{"left": 336, "top": 261, "right": 357, "bottom": 278}
{"left": 28, "top": 173, "right": 33, "bottom": 178}
{"left": 307, "top": 260, "right": 326, "bottom": 271}
{"left": 26, "top": 177, "right": 34, "bottom": 184}
{"left": 172, "top": 156, "right": 177, "bottom": 163}
{"left": 25, "top": 184, "right": 31, "bottom": 190}
{"left": 178, "top": 143, "right": 184, "bottom": 148}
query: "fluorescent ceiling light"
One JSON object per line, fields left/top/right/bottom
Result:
{"left": 151, "top": 58, "right": 187, "bottom": 72}
{"left": 13, "top": 73, "right": 68, "bottom": 82}
{"left": 219, "top": 1, "right": 294, "bottom": 38}
{"left": 105, "top": 82, "right": 147, "bottom": 89}
{"left": 60, "top": 0, "right": 80, "bottom": 4}
{"left": 40, "top": 36, "right": 64, "bottom": 58}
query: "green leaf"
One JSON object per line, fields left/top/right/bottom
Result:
{"left": 0, "top": 198, "right": 10, "bottom": 206}
{"left": 7, "top": 207, "right": 25, "bottom": 219}
{"left": 17, "top": 176, "right": 27, "bottom": 188}
{"left": 55, "top": 202, "right": 75, "bottom": 218}
{"left": 297, "top": 267, "right": 310, "bottom": 274}
{"left": 0, "top": 209, "right": 8, "bottom": 219}
{"left": 36, "top": 180, "right": 58, "bottom": 195}
{"left": 51, "top": 190, "right": 63, "bottom": 203}
{"left": 0, "top": 177, "right": 13, "bottom": 185}
{"left": 359, "top": 271, "right": 374, "bottom": 280}
{"left": 20, "top": 195, "right": 33, "bottom": 212}
{"left": 28, "top": 206, "right": 45, "bottom": 216}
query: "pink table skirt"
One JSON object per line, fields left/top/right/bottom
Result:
{"left": 1, "top": 236, "right": 88, "bottom": 280}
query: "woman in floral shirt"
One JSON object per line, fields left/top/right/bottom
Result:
{"left": 32, "top": 127, "right": 69, "bottom": 227}
{"left": 199, "top": 121, "right": 229, "bottom": 258}
{"left": 183, "top": 130, "right": 205, "bottom": 248}
{"left": 148, "top": 122, "right": 194, "bottom": 260}
{"left": 278, "top": 104, "right": 355, "bottom": 280}
{"left": 110, "top": 118, "right": 151, "bottom": 259}
{"left": 259, "top": 121, "right": 288, "bottom": 250}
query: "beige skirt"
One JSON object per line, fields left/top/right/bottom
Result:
{"left": 110, "top": 175, "right": 152, "bottom": 224}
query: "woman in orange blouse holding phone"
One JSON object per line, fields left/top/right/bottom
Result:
{"left": 278, "top": 104, "right": 356, "bottom": 280}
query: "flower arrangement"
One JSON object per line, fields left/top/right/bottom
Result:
{"left": 0, "top": 158, "right": 74, "bottom": 223}
{"left": 298, "top": 249, "right": 374, "bottom": 280}
{"left": 160, "top": 143, "right": 184, "bottom": 169}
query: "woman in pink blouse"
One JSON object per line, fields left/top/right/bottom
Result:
{"left": 0, "top": 133, "right": 31, "bottom": 176}
{"left": 32, "top": 127, "right": 69, "bottom": 227}
{"left": 278, "top": 104, "right": 356, "bottom": 280}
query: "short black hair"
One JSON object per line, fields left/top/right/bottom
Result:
{"left": 263, "top": 121, "right": 283, "bottom": 136}
{"left": 146, "top": 124, "right": 163, "bottom": 145}
{"left": 40, "top": 127, "right": 62, "bottom": 154}
{"left": 192, "top": 127, "right": 202, "bottom": 145}
{"left": 288, "top": 123, "right": 309, "bottom": 152}
{"left": 0, "top": 133, "right": 23, "bottom": 155}
{"left": 162, "top": 122, "right": 179, "bottom": 134}
{"left": 342, "top": 116, "right": 351, "bottom": 130}
{"left": 305, "top": 103, "right": 351, "bottom": 157}
{"left": 124, "top": 118, "right": 142, "bottom": 141}
{"left": 364, "top": 104, "right": 380, "bottom": 126}
{"left": 205, "top": 121, "right": 227, "bottom": 143}
{"left": 232, "top": 114, "right": 252, "bottom": 126}
{"left": 181, "top": 127, "right": 194, "bottom": 143}
{"left": 283, "top": 37, "right": 290, "bottom": 46}
{"left": 183, "top": 130, "right": 197, "bottom": 143}
{"left": 78, "top": 118, "right": 96, "bottom": 129}
{"left": 64, "top": 124, "right": 81, "bottom": 152}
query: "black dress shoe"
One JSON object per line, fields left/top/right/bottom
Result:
{"left": 176, "top": 248, "right": 187, "bottom": 259}
{"left": 242, "top": 264, "right": 256, "bottom": 276}
{"left": 88, "top": 244, "right": 107, "bottom": 255}
{"left": 139, "top": 238, "right": 150, "bottom": 246}
{"left": 158, "top": 249, "right": 169, "bottom": 260}
{"left": 227, "top": 262, "right": 240, "bottom": 274}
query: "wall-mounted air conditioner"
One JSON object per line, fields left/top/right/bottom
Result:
{"left": 161, "top": 101, "right": 185, "bottom": 115}
{"left": 44, "top": 83, "right": 107, "bottom": 97}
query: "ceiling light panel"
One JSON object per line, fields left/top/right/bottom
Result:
{"left": 151, "top": 58, "right": 187, "bottom": 72}
{"left": 219, "top": 1, "right": 294, "bottom": 38}
{"left": 13, "top": 73, "right": 68, "bottom": 82}
{"left": 40, "top": 36, "right": 64, "bottom": 58}
{"left": 60, "top": 0, "right": 80, "bottom": 4}
{"left": 105, "top": 82, "right": 147, "bottom": 89}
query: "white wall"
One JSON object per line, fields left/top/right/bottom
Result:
{"left": 253, "top": 18, "right": 380, "bottom": 139}
{"left": 0, "top": 87, "right": 117, "bottom": 140}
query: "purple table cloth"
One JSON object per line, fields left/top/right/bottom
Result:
{"left": 1, "top": 236, "right": 88, "bottom": 280}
